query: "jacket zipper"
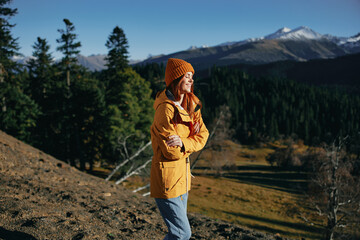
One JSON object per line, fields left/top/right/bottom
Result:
{"left": 171, "top": 103, "right": 191, "bottom": 194}
{"left": 186, "top": 157, "right": 189, "bottom": 193}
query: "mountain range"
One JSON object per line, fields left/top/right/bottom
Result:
{"left": 138, "top": 26, "right": 360, "bottom": 70}
{"left": 13, "top": 26, "right": 360, "bottom": 71}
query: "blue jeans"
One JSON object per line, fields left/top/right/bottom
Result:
{"left": 155, "top": 193, "right": 191, "bottom": 240}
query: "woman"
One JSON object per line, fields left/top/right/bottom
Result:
{"left": 150, "top": 58, "right": 209, "bottom": 240}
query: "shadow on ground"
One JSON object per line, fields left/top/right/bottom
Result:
{"left": 0, "top": 227, "right": 38, "bottom": 240}
{"left": 198, "top": 165, "right": 309, "bottom": 194}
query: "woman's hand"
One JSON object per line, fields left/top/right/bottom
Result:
{"left": 189, "top": 121, "right": 200, "bottom": 136}
{"left": 166, "top": 135, "right": 183, "bottom": 148}
{"left": 193, "top": 122, "right": 200, "bottom": 135}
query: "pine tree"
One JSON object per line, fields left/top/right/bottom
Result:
{"left": 0, "top": 0, "right": 19, "bottom": 109}
{"left": 27, "top": 37, "right": 54, "bottom": 104}
{"left": 56, "top": 18, "right": 81, "bottom": 90}
{"left": 70, "top": 75, "right": 107, "bottom": 171}
{"left": 0, "top": 0, "right": 19, "bottom": 71}
{"left": 25, "top": 37, "right": 57, "bottom": 149}
{"left": 0, "top": 0, "right": 40, "bottom": 142}
{"left": 55, "top": 18, "right": 82, "bottom": 167}
{"left": 105, "top": 26, "right": 129, "bottom": 74}
{"left": 103, "top": 26, "right": 153, "bottom": 161}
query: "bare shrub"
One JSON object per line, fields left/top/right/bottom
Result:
{"left": 205, "top": 105, "right": 236, "bottom": 175}
{"left": 302, "top": 139, "right": 360, "bottom": 240}
{"left": 191, "top": 105, "right": 236, "bottom": 174}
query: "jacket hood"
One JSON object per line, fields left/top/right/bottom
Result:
{"left": 153, "top": 89, "right": 176, "bottom": 111}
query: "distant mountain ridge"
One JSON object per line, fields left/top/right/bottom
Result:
{"left": 13, "top": 26, "right": 360, "bottom": 71}
{"left": 138, "top": 26, "right": 360, "bottom": 70}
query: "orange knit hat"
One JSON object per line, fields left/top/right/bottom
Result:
{"left": 165, "top": 58, "right": 194, "bottom": 87}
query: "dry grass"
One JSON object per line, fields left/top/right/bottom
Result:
{"left": 188, "top": 140, "right": 324, "bottom": 239}
{"left": 188, "top": 176, "right": 322, "bottom": 239}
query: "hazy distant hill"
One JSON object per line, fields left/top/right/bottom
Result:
{"left": 139, "top": 39, "right": 348, "bottom": 70}
{"left": 76, "top": 55, "right": 142, "bottom": 71}
{"left": 11, "top": 54, "right": 141, "bottom": 72}
{"left": 76, "top": 54, "right": 107, "bottom": 71}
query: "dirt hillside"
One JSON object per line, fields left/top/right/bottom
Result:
{"left": 0, "top": 130, "right": 288, "bottom": 240}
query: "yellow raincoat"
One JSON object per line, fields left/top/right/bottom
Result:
{"left": 150, "top": 90, "right": 209, "bottom": 199}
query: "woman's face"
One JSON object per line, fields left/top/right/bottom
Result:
{"left": 179, "top": 72, "right": 194, "bottom": 94}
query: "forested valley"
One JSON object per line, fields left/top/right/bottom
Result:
{"left": 134, "top": 57, "right": 360, "bottom": 152}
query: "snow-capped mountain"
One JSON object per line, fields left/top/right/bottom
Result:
{"left": 216, "top": 26, "right": 328, "bottom": 48}
{"left": 216, "top": 26, "right": 359, "bottom": 49}
{"left": 264, "top": 27, "right": 291, "bottom": 39}
{"left": 11, "top": 55, "right": 36, "bottom": 65}
{"left": 336, "top": 33, "right": 360, "bottom": 49}
{"left": 265, "top": 26, "right": 323, "bottom": 40}
{"left": 188, "top": 45, "right": 209, "bottom": 50}
{"left": 346, "top": 33, "right": 360, "bottom": 44}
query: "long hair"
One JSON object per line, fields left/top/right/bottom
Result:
{"left": 166, "top": 75, "right": 202, "bottom": 118}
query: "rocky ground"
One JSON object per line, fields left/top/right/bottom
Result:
{"left": 0, "top": 130, "right": 290, "bottom": 240}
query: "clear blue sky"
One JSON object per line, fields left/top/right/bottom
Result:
{"left": 9, "top": 0, "right": 360, "bottom": 60}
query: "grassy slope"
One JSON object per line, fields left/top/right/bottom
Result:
{"left": 188, "top": 140, "right": 324, "bottom": 239}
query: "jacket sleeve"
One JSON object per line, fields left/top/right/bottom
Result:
{"left": 151, "top": 103, "right": 188, "bottom": 161}
{"left": 180, "top": 110, "right": 209, "bottom": 154}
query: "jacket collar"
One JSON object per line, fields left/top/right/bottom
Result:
{"left": 165, "top": 89, "right": 176, "bottom": 102}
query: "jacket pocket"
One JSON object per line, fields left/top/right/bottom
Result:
{"left": 161, "top": 161, "right": 181, "bottom": 192}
